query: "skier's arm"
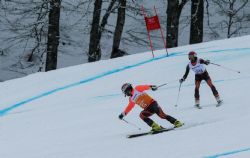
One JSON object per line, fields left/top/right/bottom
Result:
{"left": 119, "top": 99, "right": 135, "bottom": 119}
{"left": 135, "top": 85, "right": 151, "bottom": 92}
{"left": 182, "top": 65, "right": 190, "bottom": 80}
{"left": 124, "top": 100, "right": 135, "bottom": 115}
{"left": 200, "top": 58, "right": 210, "bottom": 65}
{"left": 119, "top": 101, "right": 135, "bottom": 120}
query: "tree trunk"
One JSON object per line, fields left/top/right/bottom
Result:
{"left": 45, "top": 0, "right": 61, "bottom": 71}
{"left": 88, "top": 0, "right": 103, "bottom": 62}
{"left": 227, "top": 0, "right": 235, "bottom": 38}
{"left": 190, "top": 0, "right": 204, "bottom": 44}
{"left": 166, "top": 0, "right": 188, "bottom": 48}
{"left": 88, "top": 0, "right": 116, "bottom": 62}
{"left": 111, "top": 0, "right": 126, "bottom": 58}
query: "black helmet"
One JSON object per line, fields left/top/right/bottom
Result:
{"left": 121, "top": 83, "right": 133, "bottom": 96}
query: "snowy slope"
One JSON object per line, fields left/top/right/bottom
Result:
{"left": 0, "top": 36, "right": 250, "bottom": 158}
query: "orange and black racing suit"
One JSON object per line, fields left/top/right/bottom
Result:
{"left": 122, "top": 85, "right": 176, "bottom": 127}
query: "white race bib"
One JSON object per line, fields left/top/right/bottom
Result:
{"left": 188, "top": 58, "right": 206, "bottom": 74}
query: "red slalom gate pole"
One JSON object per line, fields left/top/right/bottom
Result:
{"left": 153, "top": 6, "right": 168, "bottom": 56}
{"left": 141, "top": 5, "right": 155, "bottom": 58}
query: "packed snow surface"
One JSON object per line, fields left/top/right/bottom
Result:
{"left": 1, "top": 36, "right": 250, "bottom": 158}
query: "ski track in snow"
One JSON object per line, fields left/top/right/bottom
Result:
{"left": 93, "top": 75, "right": 250, "bottom": 100}
{"left": 1, "top": 38, "right": 250, "bottom": 158}
{"left": 0, "top": 47, "right": 250, "bottom": 116}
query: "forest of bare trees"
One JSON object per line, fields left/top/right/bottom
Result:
{"left": 0, "top": 0, "right": 250, "bottom": 80}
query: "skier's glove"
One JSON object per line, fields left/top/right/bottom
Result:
{"left": 150, "top": 85, "right": 158, "bottom": 91}
{"left": 205, "top": 60, "right": 210, "bottom": 65}
{"left": 118, "top": 113, "right": 125, "bottom": 120}
{"left": 179, "top": 78, "right": 185, "bottom": 83}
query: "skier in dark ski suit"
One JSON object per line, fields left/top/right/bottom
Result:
{"left": 179, "top": 51, "right": 222, "bottom": 108}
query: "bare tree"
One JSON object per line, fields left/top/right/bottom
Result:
{"left": 111, "top": 0, "right": 126, "bottom": 58}
{"left": 0, "top": 0, "right": 49, "bottom": 71}
{"left": 88, "top": 0, "right": 103, "bottom": 62}
{"left": 211, "top": 0, "right": 249, "bottom": 38}
{"left": 204, "top": 0, "right": 220, "bottom": 39}
{"left": 45, "top": 0, "right": 61, "bottom": 71}
{"left": 166, "top": 0, "right": 189, "bottom": 48}
{"left": 0, "top": 0, "right": 92, "bottom": 74}
{"left": 108, "top": 1, "right": 149, "bottom": 49}
{"left": 88, "top": 0, "right": 117, "bottom": 62}
{"left": 190, "top": 0, "right": 204, "bottom": 44}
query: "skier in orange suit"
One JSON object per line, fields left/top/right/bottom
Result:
{"left": 118, "top": 83, "right": 183, "bottom": 131}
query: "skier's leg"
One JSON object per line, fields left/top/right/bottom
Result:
{"left": 139, "top": 110, "right": 154, "bottom": 126}
{"left": 153, "top": 104, "right": 176, "bottom": 124}
{"left": 195, "top": 80, "right": 201, "bottom": 104}
{"left": 206, "top": 78, "right": 222, "bottom": 103}
{"left": 151, "top": 102, "right": 183, "bottom": 127}
{"left": 206, "top": 78, "right": 219, "bottom": 97}
{"left": 140, "top": 109, "right": 162, "bottom": 131}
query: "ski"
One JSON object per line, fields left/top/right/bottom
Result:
{"left": 127, "top": 128, "right": 175, "bottom": 138}
{"left": 126, "top": 122, "right": 215, "bottom": 139}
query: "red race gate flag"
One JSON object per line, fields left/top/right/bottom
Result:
{"left": 145, "top": 15, "right": 161, "bottom": 31}
{"left": 141, "top": 5, "right": 168, "bottom": 57}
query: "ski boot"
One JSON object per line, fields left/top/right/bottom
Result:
{"left": 174, "top": 120, "right": 184, "bottom": 128}
{"left": 216, "top": 96, "right": 223, "bottom": 107}
{"left": 194, "top": 99, "right": 201, "bottom": 109}
{"left": 151, "top": 122, "right": 163, "bottom": 132}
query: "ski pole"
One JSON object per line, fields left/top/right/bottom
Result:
{"left": 122, "top": 119, "right": 141, "bottom": 130}
{"left": 157, "top": 79, "right": 179, "bottom": 88}
{"left": 157, "top": 83, "right": 167, "bottom": 88}
{"left": 210, "top": 62, "right": 240, "bottom": 74}
{"left": 174, "top": 83, "right": 182, "bottom": 107}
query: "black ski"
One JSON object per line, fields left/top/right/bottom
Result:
{"left": 127, "top": 128, "right": 175, "bottom": 138}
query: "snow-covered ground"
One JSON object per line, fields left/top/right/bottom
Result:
{"left": 0, "top": 35, "right": 250, "bottom": 158}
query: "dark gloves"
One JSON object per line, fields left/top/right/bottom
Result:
{"left": 150, "top": 85, "right": 158, "bottom": 91}
{"left": 119, "top": 113, "right": 125, "bottom": 120}
{"left": 179, "top": 78, "right": 185, "bottom": 83}
{"left": 205, "top": 60, "right": 210, "bottom": 65}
